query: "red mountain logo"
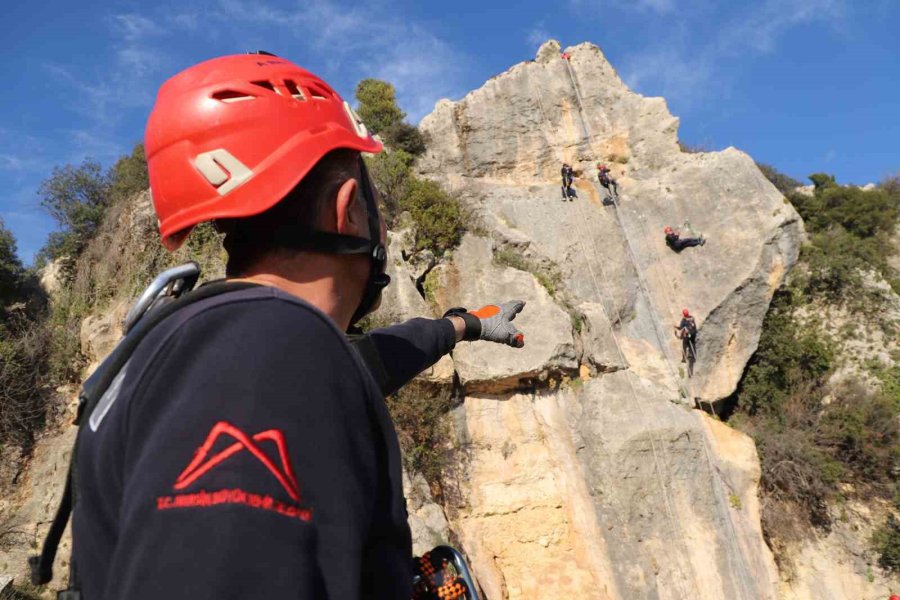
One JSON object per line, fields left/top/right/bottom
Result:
{"left": 156, "top": 421, "right": 311, "bottom": 522}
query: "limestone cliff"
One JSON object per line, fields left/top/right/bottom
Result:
{"left": 1, "top": 39, "right": 890, "bottom": 600}
{"left": 378, "top": 39, "right": 800, "bottom": 598}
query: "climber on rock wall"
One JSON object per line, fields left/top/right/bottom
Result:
{"left": 31, "top": 51, "right": 522, "bottom": 600}
{"left": 597, "top": 164, "right": 618, "bottom": 198}
{"left": 561, "top": 163, "right": 576, "bottom": 200}
{"left": 664, "top": 225, "right": 705, "bottom": 252}
{"left": 674, "top": 308, "right": 698, "bottom": 363}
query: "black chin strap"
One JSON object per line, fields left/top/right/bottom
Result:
{"left": 260, "top": 157, "right": 389, "bottom": 325}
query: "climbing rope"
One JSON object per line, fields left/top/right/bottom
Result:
{"left": 559, "top": 51, "right": 760, "bottom": 600}
{"left": 532, "top": 60, "right": 696, "bottom": 600}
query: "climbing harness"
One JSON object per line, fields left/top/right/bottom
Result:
{"left": 557, "top": 49, "right": 761, "bottom": 600}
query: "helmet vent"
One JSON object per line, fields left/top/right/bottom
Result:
{"left": 284, "top": 80, "right": 306, "bottom": 101}
{"left": 212, "top": 90, "right": 257, "bottom": 103}
{"left": 251, "top": 80, "right": 280, "bottom": 95}
{"left": 307, "top": 83, "right": 331, "bottom": 100}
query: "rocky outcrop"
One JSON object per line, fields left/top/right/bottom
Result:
{"left": 3, "top": 38, "right": 883, "bottom": 600}
{"left": 378, "top": 39, "right": 806, "bottom": 598}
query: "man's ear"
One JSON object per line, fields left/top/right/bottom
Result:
{"left": 335, "top": 178, "right": 363, "bottom": 236}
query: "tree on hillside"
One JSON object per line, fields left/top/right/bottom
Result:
{"left": 39, "top": 159, "right": 111, "bottom": 262}
{"left": 109, "top": 143, "right": 149, "bottom": 203}
{"left": 355, "top": 79, "right": 406, "bottom": 134}
{"left": 0, "top": 218, "right": 24, "bottom": 308}
{"left": 355, "top": 79, "right": 426, "bottom": 155}
{"left": 809, "top": 172, "right": 837, "bottom": 191}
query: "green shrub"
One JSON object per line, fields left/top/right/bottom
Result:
{"left": 109, "top": 144, "right": 148, "bottom": 203}
{"left": 817, "top": 383, "right": 899, "bottom": 483}
{"left": 809, "top": 172, "right": 837, "bottom": 191}
{"left": 383, "top": 122, "right": 426, "bottom": 156}
{"left": 0, "top": 317, "right": 54, "bottom": 450}
{"left": 38, "top": 160, "right": 111, "bottom": 266}
{"left": 399, "top": 178, "right": 465, "bottom": 257}
{"left": 385, "top": 384, "right": 455, "bottom": 485}
{"left": 873, "top": 514, "right": 900, "bottom": 573}
{"left": 0, "top": 218, "right": 25, "bottom": 308}
{"left": 757, "top": 163, "right": 802, "bottom": 195}
{"left": 355, "top": 79, "right": 405, "bottom": 135}
{"left": 366, "top": 150, "right": 414, "bottom": 226}
{"left": 732, "top": 291, "right": 833, "bottom": 418}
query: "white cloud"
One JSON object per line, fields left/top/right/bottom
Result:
{"left": 212, "top": 0, "right": 470, "bottom": 122}
{"left": 110, "top": 14, "right": 163, "bottom": 41}
{"left": 570, "top": 0, "right": 675, "bottom": 15}
{"left": 618, "top": 0, "right": 846, "bottom": 107}
{"left": 526, "top": 22, "right": 552, "bottom": 49}
{"left": 718, "top": 0, "right": 844, "bottom": 55}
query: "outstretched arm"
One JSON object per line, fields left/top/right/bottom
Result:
{"left": 355, "top": 301, "right": 527, "bottom": 396}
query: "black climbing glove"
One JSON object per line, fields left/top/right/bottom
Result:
{"left": 443, "top": 300, "right": 526, "bottom": 348}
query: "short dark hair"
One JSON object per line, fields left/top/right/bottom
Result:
{"left": 220, "top": 149, "right": 361, "bottom": 276}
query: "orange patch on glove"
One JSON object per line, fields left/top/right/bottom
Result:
{"left": 469, "top": 305, "right": 500, "bottom": 319}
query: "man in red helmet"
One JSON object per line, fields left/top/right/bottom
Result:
{"left": 65, "top": 53, "right": 526, "bottom": 600}
{"left": 664, "top": 225, "right": 705, "bottom": 252}
{"left": 674, "top": 308, "right": 698, "bottom": 363}
{"left": 597, "top": 163, "right": 618, "bottom": 198}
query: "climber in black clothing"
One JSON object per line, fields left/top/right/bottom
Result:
{"left": 664, "top": 225, "right": 705, "bottom": 252}
{"left": 674, "top": 308, "right": 698, "bottom": 363}
{"left": 561, "top": 163, "right": 575, "bottom": 200}
{"left": 597, "top": 164, "right": 618, "bottom": 197}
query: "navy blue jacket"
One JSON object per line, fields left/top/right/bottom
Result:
{"left": 72, "top": 286, "right": 456, "bottom": 599}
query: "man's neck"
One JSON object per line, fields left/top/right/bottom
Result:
{"left": 231, "top": 257, "right": 362, "bottom": 331}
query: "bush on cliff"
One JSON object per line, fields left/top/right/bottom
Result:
{"left": 355, "top": 78, "right": 426, "bottom": 156}
{"left": 36, "top": 144, "right": 149, "bottom": 273}
{"left": 732, "top": 170, "right": 900, "bottom": 563}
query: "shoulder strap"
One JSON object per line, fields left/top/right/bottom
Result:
{"left": 347, "top": 333, "right": 392, "bottom": 396}
{"left": 29, "top": 280, "right": 260, "bottom": 590}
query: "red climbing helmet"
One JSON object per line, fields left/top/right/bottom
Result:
{"left": 664, "top": 226, "right": 674, "bottom": 234}
{"left": 145, "top": 52, "right": 382, "bottom": 250}
{"left": 597, "top": 163, "right": 607, "bottom": 170}
{"left": 682, "top": 308, "right": 690, "bottom": 317}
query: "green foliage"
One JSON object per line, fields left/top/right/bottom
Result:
{"left": 385, "top": 384, "right": 455, "bottom": 484}
{"left": 493, "top": 249, "right": 563, "bottom": 299}
{"left": 399, "top": 178, "right": 465, "bottom": 257}
{"left": 733, "top": 291, "right": 834, "bottom": 418}
{"left": 109, "top": 143, "right": 149, "bottom": 203}
{"left": 37, "top": 143, "right": 149, "bottom": 270}
{"left": 809, "top": 172, "right": 837, "bottom": 190}
{"left": 355, "top": 79, "right": 405, "bottom": 135}
{"left": 783, "top": 173, "right": 900, "bottom": 305}
{"left": 0, "top": 316, "right": 53, "bottom": 450}
{"left": 817, "top": 383, "right": 899, "bottom": 482}
{"left": 38, "top": 160, "right": 111, "bottom": 263}
{"left": 872, "top": 514, "right": 900, "bottom": 573}
{"left": 383, "top": 121, "right": 426, "bottom": 156}
{"left": 757, "top": 162, "right": 802, "bottom": 195}
{"left": 366, "top": 150, "right": 414, "bottom": 225}
{"left": 0, "top": 218, "right": 25, "bottom": 308}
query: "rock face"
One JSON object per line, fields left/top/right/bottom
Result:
{"left": 1, "top": 39, "right": 864, "bottom": 600}
{"left": 385, "top": 39, "right": 806, "bottom": 598}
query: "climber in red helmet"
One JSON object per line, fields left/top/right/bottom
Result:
{"left": 597, "top": 163, "right": 619, "bottom": 198}
{"left": 664, "top": 224, "right": 705, "bottom": 252}
{"left": 59, "top": 52, "right": 525, "bottom": 600}
{"left": 674, "top": 308, "right": 698, "bottom": 363}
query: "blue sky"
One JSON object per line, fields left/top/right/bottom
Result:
{"left": 2, "top": 0, "right": 898, "bottom": 264}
